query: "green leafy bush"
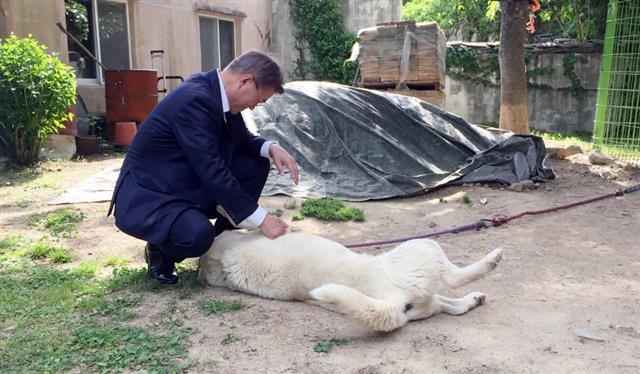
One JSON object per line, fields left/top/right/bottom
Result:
{"left": 0, "top": 34, "right": 76, "bottom": 165}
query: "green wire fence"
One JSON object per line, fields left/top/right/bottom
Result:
{"left": 593, "top": 0, "right": 640, "bottom": 165}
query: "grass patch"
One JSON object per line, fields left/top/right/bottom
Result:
{"left": 0, "top": 164, "right": 41, "bottom": 186}
{"left": 27, "top": 208, "right": 86, "bottom": 238}
{"left": 220, "top": 333, "right": 242, "bottom": 346}
{"left": 0, "top": 234, "right": 195, "bottom": 373}
{"left": 461, "top": 194, "right": 472, "bottom": 205}
{"left": 0, "top": 235, "right": 72, "bottom": 263}
{"left": 197, "top": 299, "right": 244, "bottom": 316}
{"left": 103, "top": 255, "right": 130, "bottom": 267}
{"left": 24, "top": 240, "right": 72, "bottom": 263}
{"left": 13, "top": 195, "right": 33, "bottom": 208}
{"left": 313, "top": 338, "right": 349, "bottom": 353}
{"left": 0, "top": 234, "right": 24, "bottom": 255}
{"left": 532, "top": 129, "right": 592, "bottom": 150}
{"left": 299, "top": 197, "right": 364, "bottom": 222}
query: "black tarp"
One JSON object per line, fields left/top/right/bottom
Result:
{"left": 250, "top": 81, "right": 554, "bottom": 201}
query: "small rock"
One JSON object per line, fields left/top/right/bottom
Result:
{"left": 565, "top": 144, "right": 583, "bottom": 156}
{"left": 546, "top": 147, "right": 568, "bottom": 160}
{"left": 508, "top": 180, "right": 536, "bottom": 192}
{"left": 588, "top": 150, "right": 615, "bottom": 165}
{"left": 598, "top": 167, "right": 616, "bottom": 180}
{"left": 283, "top": 199, "right": 298, "bottom": 210}
{"left": 619, "top": 162, "right": 636, "bottom": 172}
{"left": 576, "top": 328, "right": 605, "bottom": 342}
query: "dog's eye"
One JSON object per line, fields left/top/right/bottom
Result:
{"left": 404, "top": 303, "right": 413, "bottom": 312}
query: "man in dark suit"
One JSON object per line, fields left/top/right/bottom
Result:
{"left": 109, "top": 50, "right": 298, "bottom": 284}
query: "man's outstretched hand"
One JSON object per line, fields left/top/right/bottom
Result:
{"left": 269, "top": 143, "right": 299, "bottom": 185}
{"left": 259, "top": 213, "right": 289, "bottom": 239}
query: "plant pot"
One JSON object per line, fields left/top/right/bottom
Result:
{"left": 59, "top": 105, "right": 78, "bottom": 136}
{"left": 75, "top": 135, "right": 100, "bottom": 156}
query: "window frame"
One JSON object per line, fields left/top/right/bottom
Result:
{"left": 72, "top": 0, "right": 132, "bottom": 85}
{"left": 198, "top": 14, "right": 237, "bottom": 71}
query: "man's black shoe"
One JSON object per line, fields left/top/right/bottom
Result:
{"left": 144, "top": 243, "right": 179, "bottom": 284}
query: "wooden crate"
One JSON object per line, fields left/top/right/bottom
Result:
{"left": 356, "top": 21, "right": 446, "bottom": 88}
{"left": 391, "top": 88, "right": 445, "bottom": 108}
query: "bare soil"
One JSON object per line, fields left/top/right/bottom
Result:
{"left": 1, "top": 145, "right": 639, "bottom": 374}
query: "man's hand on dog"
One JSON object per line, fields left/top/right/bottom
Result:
{"left": 259, "top": 213, "right": 289, "bottom": 239}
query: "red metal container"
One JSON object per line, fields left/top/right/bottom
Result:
{"left": 105, "top": 69, "right": 158, "bottom": 141}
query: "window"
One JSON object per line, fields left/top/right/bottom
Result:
{"left": 199, "top": 17, "right": 235, "bottom": 71}
{"left": 64, "top": 0, "right": 131, "bottom": 82}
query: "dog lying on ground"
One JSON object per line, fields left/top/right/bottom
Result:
{"left": 198, "top": 230, "right": 502, "bottom": 332}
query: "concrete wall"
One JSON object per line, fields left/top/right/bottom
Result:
{"left": 340, "top": 0, "right": 403, "bottom": 33}
{"left": 444, "top": 51, "right": 601, "bottom": 133}
{"left": 271, "top": 0, "right": 402, "bottom": 80}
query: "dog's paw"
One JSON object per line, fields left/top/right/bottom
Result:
{"left": 487, "top": 248, "right": 503, "bottom": 269}
{"left": 468, "top": 292, "right": 486, "bottom": 307}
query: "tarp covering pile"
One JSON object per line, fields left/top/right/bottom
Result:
{"left": 249, "top": 81, "right": 555, "bottom": 201}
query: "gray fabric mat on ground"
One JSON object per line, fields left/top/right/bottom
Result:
{"left": 50, "top": 163, "right": 121, "bottom": 205}
{"left": 250, "top": 81, "right": 555, "bottom": 201}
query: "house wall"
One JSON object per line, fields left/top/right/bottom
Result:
{"left": 444, "top": 51, "right": 601, "bottom": 133}
{"left": 1, "top": 0, "right": 272, "bottom": 113}
{"left": 0, "top": 0, "right": 68, "bottom": 58}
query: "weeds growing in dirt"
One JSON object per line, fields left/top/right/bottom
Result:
{"left": 299, "top": 197, "right": 364, "bottom": 221}
{"left": 103, "top": 255, "right": 131, "bottom": 267}
{"left": 0, "top": 235, "right": 71, "bottom": 263}
{"left": 27, "top": 208, "right": 85, "bottom": 237}
{"left": 313, "top": 338, "right": 349, "bottom": 353}
{"left": 220, "top": 333, "right": 242, "bottom": 346}
{"left": 198, "top": 299, "right": 245, "bottom": 315}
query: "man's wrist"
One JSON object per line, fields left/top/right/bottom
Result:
{"left": 260, "top": 141, "right": 275, "bottom": 158}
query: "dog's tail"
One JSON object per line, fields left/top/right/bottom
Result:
{"left": 309, "top": 283, "right": 408, "bottom": 332}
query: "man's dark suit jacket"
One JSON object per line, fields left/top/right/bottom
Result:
{"left": 109, "top": 70, "right": 268, "bottom": 244}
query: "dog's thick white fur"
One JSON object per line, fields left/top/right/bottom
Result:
{"left": 198, "top": 230, "right": 502, "bottom": 332}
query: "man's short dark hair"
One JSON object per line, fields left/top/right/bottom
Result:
{"left": 225, "top": 50, "right": 285, "bottom": 94}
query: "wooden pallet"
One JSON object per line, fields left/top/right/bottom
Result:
{"left": 356, "top": 21, "right": 446, "bottom": 87}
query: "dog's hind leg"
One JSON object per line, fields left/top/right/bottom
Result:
{"left": 309, "top": 283, "right": 408, "bottom": 332}
{"left": 405, "top": 292, "right": 486, "bottom": 320}
{"left": 441, "top": 248, "right": 502, "bottom": 288}
{"left": 434, "top": 293, "right": 486, "bottom": 315}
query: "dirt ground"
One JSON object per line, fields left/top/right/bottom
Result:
{"left": 1, "top": 143, "right": 639, "bottom": 374}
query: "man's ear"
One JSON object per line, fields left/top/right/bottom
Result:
{"left": 239, "top": 74, "right": 253, "bottom": 87}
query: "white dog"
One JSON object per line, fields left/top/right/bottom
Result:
{"left": 198, "top": 231, "right": 502, "bottom": 332}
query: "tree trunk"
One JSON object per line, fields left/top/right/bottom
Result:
{"left": 499, "top": 0, "right": 529, "bottom": 134}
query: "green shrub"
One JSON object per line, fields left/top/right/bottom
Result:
{"left": 0, "top": 34, "right": 76, "bottom": 165}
